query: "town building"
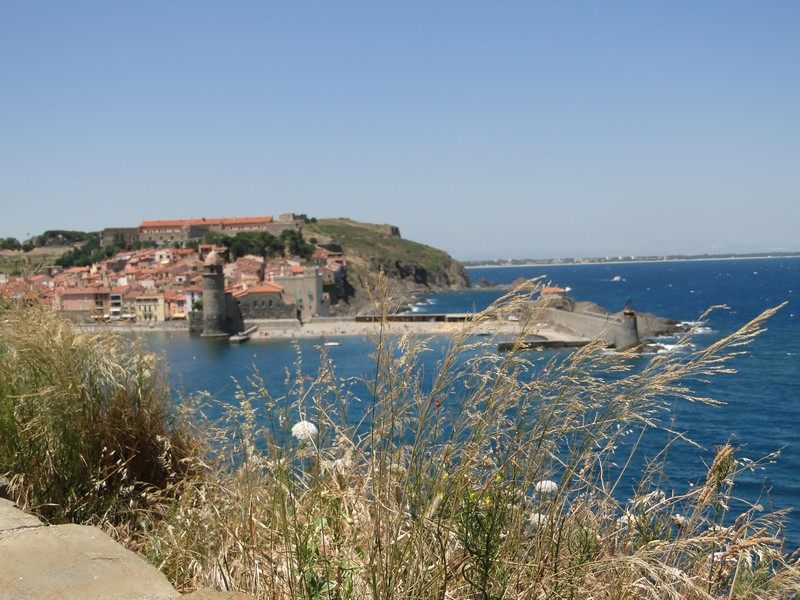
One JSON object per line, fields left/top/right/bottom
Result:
{"left": 233, "top": 282, "right": 295, "bottom": 319}
{"left": 138, "top": 214, "right": 305, "bottom": 246}
{"left": 2, "top": 216, "right": 346, "bottom": 329}
{"left": 268, "top": 266, "right": 328, "bottom": 322}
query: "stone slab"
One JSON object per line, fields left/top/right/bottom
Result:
{"left": 181, "top": 589, "right": 255, "bottom": 599}
{"left": 0, "top": 498, "right": 42, "bottom": 533}
{"left": 0, "top": 523, "right": 179, "bottom": 600}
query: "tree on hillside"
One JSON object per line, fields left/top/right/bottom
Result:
{"left": 0, "top": 238, "right": 21, "bottom": 251}
{"left": 203, "top": 230, "right": 312, "bottom": 261}
{"left": 56, "top": 233, "right": 110, "bottom": 267}
{"left": 35, "top": 230, "right": 90, "bottom": 246}
{"left": 280, "top": 229, "right": 315, "bottom": 260}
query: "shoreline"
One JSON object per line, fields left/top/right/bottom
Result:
{"left": 465, "top": 254, "right": 800, "bottom": 269}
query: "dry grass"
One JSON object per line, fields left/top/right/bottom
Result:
{"left": 2, "top": 280, "right": 798, "bottom": 599}
{"left": 0, "top": 301, "right": 201, "bottom": 525}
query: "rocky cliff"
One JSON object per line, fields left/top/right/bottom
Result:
{"left": 304, "top": 218, "right": 470, "bottom": 314}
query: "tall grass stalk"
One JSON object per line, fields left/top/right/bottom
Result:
{"left": 2, "top": 281, "right": 798, "bottom": 599}
{"left": 0, "top": 302, "right": 201, "bottom": 524}
{"left": 139, "top": 278, "right": 798, "bottom": 598}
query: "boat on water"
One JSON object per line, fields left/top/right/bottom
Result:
{"left": 612, "top": 275, "right": 622, "bottom": 282}
{"left": 323, "top": 341, "right": 341, "bottom": 347}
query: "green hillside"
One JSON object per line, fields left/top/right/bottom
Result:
{"left": 305, "top": 218, "right": 470, "bottom": 312}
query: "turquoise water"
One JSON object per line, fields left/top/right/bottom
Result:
{"left": 144, "top": 257, "right": 799, "bottom": 545}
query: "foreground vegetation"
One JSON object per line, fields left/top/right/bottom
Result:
{"left": 0, "top": 302, "right": 199, "bottom": 524}
{"left": 1, "top": 283, "right": 798, "bottom": 598}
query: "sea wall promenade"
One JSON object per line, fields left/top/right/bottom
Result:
{"left": 81, "top": 311, "right": 638, "bottom": 347}
{"left": 84, "top": 314, "right": 591, "bottom": 343}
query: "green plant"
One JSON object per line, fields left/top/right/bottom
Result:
{"left": 0, "top": 302, "right": 201, "bottom": 525}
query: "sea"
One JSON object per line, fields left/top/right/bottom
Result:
{"left": 143, "top": 257, "right": 799, "bottom": 546}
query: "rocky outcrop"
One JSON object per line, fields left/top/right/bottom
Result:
{"left": 0, "top": 498, "right": 254, "bottom": 600}
{"left": 573, "top": 301, "right": 682, "bottom": 338}
{"left": 305, "top": 218, "right": 470, "bottom": 314}
{"left": 0, "top": 499, "right": 177, "bottom": 600}
{"left": 371, "top": 258, "right": 469, "bottom": 292}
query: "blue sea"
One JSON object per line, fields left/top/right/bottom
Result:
{"left": 144, "top": 257, "right": 799, "bottom": 546}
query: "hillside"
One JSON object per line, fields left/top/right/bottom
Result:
{"left": 2, "top": 219, "right": 471, "bottom": 315}
{"left": 305, "top": 218, "right": 470, "bottom": 313}
{"left": 0, "top": 246, "right": 75, "bottom": 276}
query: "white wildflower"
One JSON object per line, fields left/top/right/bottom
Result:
{"left": 665, "top": 566, "right": 687, "bottom": 581}
{"left": 637, "top": 489, "right": 666, "bottom": 508}
{"left": 528, "top": 512, "right": 550, "bottom": 530}
{"left": 333, "top": 457, "right": 350, "bottom": 472}
{"left": 291, "top": 420, "right": 318, "bottom": 444}
{"left": 671, "top": 513, "right": 688, "bottom": 527}
{"left": 711, "top": 551, "right": 736, "bottom": 566}
{"left": 616, "top": 512, "right": 635, "bottom": 527}
{"left": 534, "top": 479, "right": 558, "bottom": 495}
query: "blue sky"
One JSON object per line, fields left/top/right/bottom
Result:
{"left": 1, "top": 2, "right": 798, "bottom": 260}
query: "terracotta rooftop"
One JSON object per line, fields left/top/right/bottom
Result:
{"left": 233, "top": 282, "right": 284, "bottom": 297}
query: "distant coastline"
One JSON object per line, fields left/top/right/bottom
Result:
{"left": 463, "top": 252, "right": 800, "bottom": 269}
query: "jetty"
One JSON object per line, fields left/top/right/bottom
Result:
{"left": 497, "top": 339, "right": 593, "bottom": 352}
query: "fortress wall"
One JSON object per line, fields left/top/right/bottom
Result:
{"left": 544, "top": 308, "right": 618, "bottom": 340}
{"left": 544, "top": 308, "right": 639, "bottom": 349}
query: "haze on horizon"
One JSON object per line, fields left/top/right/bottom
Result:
{"left": 1, "top": 2, "right": 798, "bottom": 262}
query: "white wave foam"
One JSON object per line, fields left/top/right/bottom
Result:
{"left": 656, "top": 343, "right": 693, "bottom": 354}
{"left": 678, "top": 321, "right": 713, "bottom": 334}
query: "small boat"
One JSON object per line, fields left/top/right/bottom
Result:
{"left": 612, "top": 275, "right": 622, "bottom": 282}
{"left": 323, "top": 341, "right": 341, "bottom": 347}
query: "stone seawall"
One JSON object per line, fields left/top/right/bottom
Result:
{"left": 544, "top": 307, "right": 640, "bottom": 350}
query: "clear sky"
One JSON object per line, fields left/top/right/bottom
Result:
{"left": 1, "top": 2, "right": 798, "bottom": 261}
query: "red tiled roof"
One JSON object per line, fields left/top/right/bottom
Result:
{"left": 220, "top": 216, "right": 273, "bottom": 225}
{"left": 60, "top": 288, "right": 107, "bottom": 296}
{"left": 233, "top": 282, "right": 284, "bottom": 297}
